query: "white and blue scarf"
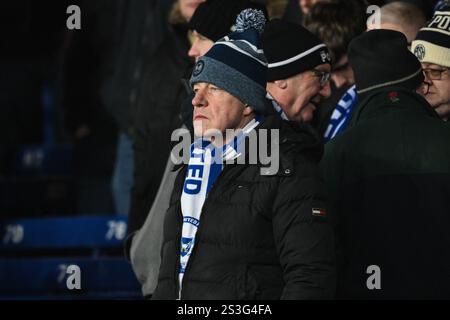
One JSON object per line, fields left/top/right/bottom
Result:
{"left": 434, "top": 0, "right": 448, "bottom": 13}
{"left": 323, "top": 85, "right": 358, "bottom": 142}
{"left": 178, "top": 118, "right": 261, "bottom": 298}
{"left": 267, "top": 93, "right": 289, "bottom": 121}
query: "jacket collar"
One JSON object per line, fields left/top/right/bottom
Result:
{"left": 244, "top": 114, "right": 324, "bottom": 175}
{"left": 173, "top": 112, "right": 323, "bottom": 174}
{"left": 349, "top": 86, "right": 439, "bottom": 127}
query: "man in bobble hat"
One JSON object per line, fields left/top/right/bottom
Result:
{"left": 321, "top": 29, "right": 450, "bottom": 299}
{"left": 152, "top": 9, "right": 336, "bottom": 300}
{"left": 126, "top": 0, "right": 269, "bottom": 299}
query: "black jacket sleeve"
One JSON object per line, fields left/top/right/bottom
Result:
{"left": 272, "top": 157, "right": 336, "bottom": 299}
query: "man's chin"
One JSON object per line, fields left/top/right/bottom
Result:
{"left": 435, "top": 104, "right": 450, "bottom": 118}
{"left": 302, "top": 103, "right": 317, "bottom": 122}
{"left": 290, "top": 103, "right": 316, "bottom": 123}
{"left": 193, "top": 121, "right": 205, "bottom": 138}
{"left": 426, "top": 95, "right": 443, "bottom": 109}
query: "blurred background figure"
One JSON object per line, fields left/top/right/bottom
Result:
{"left": 0, "top": 0, "right": 78, "bottom": 218}
{"left": 101, "top": 0, "right": 204, "bottom": 217}
{"left": 102, "top": 0, "right": 201, "bottom": 215}
{"left": 127, "top": 0, "right": 204, "bottom": 235}
{"left": 282, "top": 0, "right": 326, "bottom": 24}
{"left": 435, "top": 0, "right": 450, "bottom": 11}
{"left": 300, "top": 0, "right": 326, "bottom": 13}
{"left": 0, "top": 0, "right": 143, "bottom": 300}
{"left": 62, "top": 0, "right": 121, "bottom": 215}
{"left": 282, "top": 0, "right": 381, "bottom": 25}
{"left": 304, "top": 0, "right": 367, "bottom": 141}
{"left": 305, "top": 0, "right": 368, "bottom": 89}
{"left": 367, "top": 1, "right": 427, "bottom": 44}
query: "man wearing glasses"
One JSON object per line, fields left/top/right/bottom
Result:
{"left": 412, "top": 6, "right": 450, "bottom": 121}
{"left": 262, "top": 19, "right": 332, "bottom": 123}
{"left": 303, "top": 1, "right": 367, "bottom": 142}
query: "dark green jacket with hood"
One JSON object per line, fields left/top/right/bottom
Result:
{"left": 321, "top": 87, "right": 450, "bottom": 299}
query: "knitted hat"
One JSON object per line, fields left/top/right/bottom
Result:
{"left": 411, "top": 5, "right": 450, "bottom": 68}
{"left": 190, "top": 9, "right": 268, "bottom": 114}
{"left": 262, "top": 19, "right": 331, "bottom": 82}
{"left": 348, "top": 29, "right": 424, "bottom": 94}
{"left": 189, "top": 0, "right": 268, "bottom": 42}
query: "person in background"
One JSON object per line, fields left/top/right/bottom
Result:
{"left": 126, "top": 0, "right": 203, "bottom": 231}
{"left": 282, "top": 0, "right": 327, "bottom": 24}
{"left": 367, "top": 1, "right": 426, "bottom": 44}
{"left": 299, "top": 0, "right": 328, "bottom": 13}
{"left": 188, "top": 0, "right": 267, "bottom": 59}
{"left": 103, "top": 0, "right": 204, "bottom": 216}
{"left": 434, "top": 0, "right": 450, "bottom": 12}
{"left": 263, "top": 19, "right": 332, "bottom": 123}
{"left": 304, "top": 0, "right": 367, "bottom": 141}
{"left": 387, "top": 0, "right": 436, "bottom": 20}
{"left": 321, "top": 29, "right": 450, "bottom": 299}
{"left": 62, "top": 0, "right": 120, "bottom": 215}
{"left": 411, "top": 5, "right": 450, "bottom": 121}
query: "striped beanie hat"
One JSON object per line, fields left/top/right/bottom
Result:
{"left": 262, "top": 19, "right": 331, "bottom": 82}
{"left": 411, "top": 6, "right": 450, "bottom": 68}
{"left": 190, "top": 8, "right": 268, "bottom": 114}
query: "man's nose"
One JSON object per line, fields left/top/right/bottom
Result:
{"left": 417, "top": 81, "right": 430, "bottom": 96}
{"left": 192, "top": 90, "right": 207, "bottom": 107}
{"left": 422, "top": 71, "right": 434, "bottom": 85}
{"left": 320, "top": 81, "right": 332, "bottom": 99}
{"left": 188, "top": 40, "right": 200, "bottom": 59}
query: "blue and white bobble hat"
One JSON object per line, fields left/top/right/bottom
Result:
{"left": 190, "top": 9, "right": 268, "bottom": 114}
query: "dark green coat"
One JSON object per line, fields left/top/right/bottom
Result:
{"left": 321, "top": 87, "right": 450, "bottom": 299}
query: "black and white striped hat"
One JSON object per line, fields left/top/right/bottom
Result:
{"left": 262, "top": 19, "right": 331, "bottom": 82}
{"left": 411, "top": 6, "right": 450, "bottom": 68}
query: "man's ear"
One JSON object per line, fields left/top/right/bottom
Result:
{"left": 243, "top": 104, "right": 254, "bottom": 116}
{"left": 274, "top": 79, "right": 288, "bottom": 90}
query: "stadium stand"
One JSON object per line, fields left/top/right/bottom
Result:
{"left": 0, "top": 215, "right": 141, "bottom": 300}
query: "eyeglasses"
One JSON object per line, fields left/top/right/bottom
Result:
{"left": 423, "top": 68, "right": 449, "bottom": 80}
{"left": 311, "top": 69, "right": 331, "bottom": 87}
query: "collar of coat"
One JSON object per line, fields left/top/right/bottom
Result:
{"left": 349, "top": 86, "right": 440, "bottom": 128}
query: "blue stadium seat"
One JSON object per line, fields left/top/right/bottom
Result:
{"left": 0, "top": 216, "right": 141, "bottom": 300}
{"left": 0, "top": 258, "right": 141, "bottom": 299}
{"left": 1, "top": 216, "right": 128, "bottom": 250}
{"left": 14, "top": 144, "right": 73, "bottom": 176}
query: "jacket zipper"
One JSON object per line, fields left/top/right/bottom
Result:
{"left": 173, "top": 166, "right": 186, "bottom": 300}
{"left": 177, "top": 164, "right": 236, "bottom": 300}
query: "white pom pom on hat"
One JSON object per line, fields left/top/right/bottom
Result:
{"left": 234, "top": 8, "right": 266, "bottom": 34}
